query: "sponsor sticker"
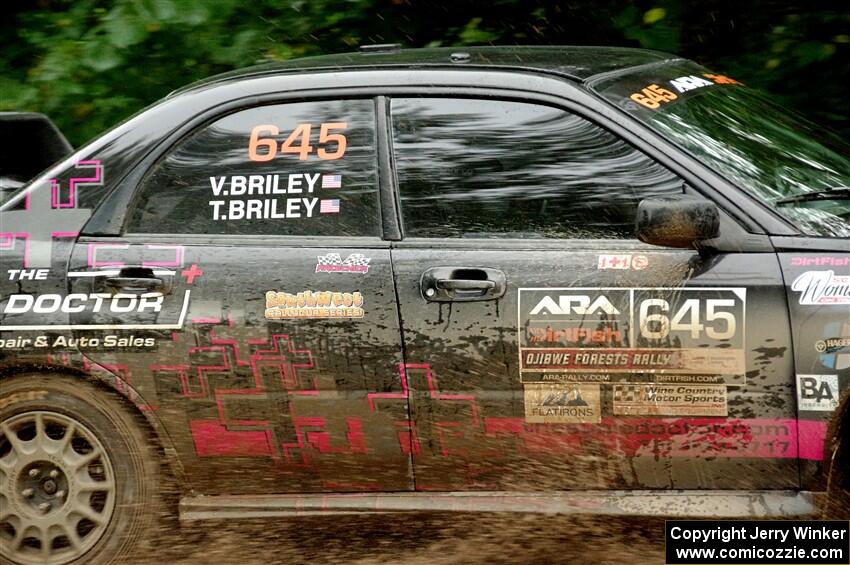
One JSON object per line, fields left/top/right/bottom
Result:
{"left": 265, "top": 290, "right": 364, "bottom": 319}
{"left": 523, "top": 383, "right": 601, "bottom": 423}
{"left": 597, "top": 254, "right": 648, "bottom": 270}
{"left": 0, "top": 334, "right": 157, "bottom": 349}
{"left": 816, "top": 322, "right": 850, "bottom": 371}
{"left": 789, "top": 256, "right": 850, "bottom": 267}
{"left": 315, "top": 253, "right": 370, "bottom": 274}
{"left": 613, "top": 384, "right": 728, "bottom": 416}
{"left": 627, "top": 73, "right": 741, "bottom": 110}
{"left": 518, "top": 287, "right": 746, "bottom": 385}
{"left": 797, "top": 374, "right": 839, "bottom": 412}
{"left": 791, "top": 270, "right": 850, "bottom": 305}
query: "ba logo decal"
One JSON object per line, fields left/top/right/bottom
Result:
{"left": 796, "top": 374, "right": 839, "bottom": 412}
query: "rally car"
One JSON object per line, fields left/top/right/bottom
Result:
{"left": 1, "top": 45, "right": 848, "bottom": 564}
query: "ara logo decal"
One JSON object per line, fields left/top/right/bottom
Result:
{"left": 315, "top": 253, "right": 370, "bottom": 274}
{"left": 791, "top": 271, "right": 850, "bottom": 305}
{"left": 529, "top": 295, "right": 620, "bottom": 316}
{"left": 797, "top": 374, "right": 839, "bottom": 412}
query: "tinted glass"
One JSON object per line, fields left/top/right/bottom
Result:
{"left": 128, "top": 99, "right": 379, "bottom": 236}
{"left": 594, "top": 62, "right": 850, "bottom": 237}
{"left": 391, "top": 98, "right": 683, "bottom": 239}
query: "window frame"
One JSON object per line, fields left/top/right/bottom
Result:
{"left": 387, "top": 94, "right": 691, "bottom": 241}
{"left": 376, "top": 88, "right": 766, "bottom": 252}
{"left": 80, "top": 70, "right": 786, "bottom": 248}
{"left": 123, "top": 96, "right": 385, "bottom": 241}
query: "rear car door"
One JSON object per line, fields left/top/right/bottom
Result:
{"left": 388, "top": 96, "right": 798, "bottom": 491}
{"left": 67, "top": 98, "right": 413, "bottom": 494}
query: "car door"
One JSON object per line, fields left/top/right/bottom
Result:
{"left": 388, "top": 96, "right": 798, "bottom": 491}
{"left": 778, "top": 246, "right": 850, "bottom": 487}
{"left": 68, "top": 98, "right": 414, "bottom": 494}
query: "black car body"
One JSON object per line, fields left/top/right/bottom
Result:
{"left": 1, "top": 45, "right": 848, "bottom": 564}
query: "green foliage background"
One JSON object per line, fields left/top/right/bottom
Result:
{"left": 2, "top": 0, "right": 848, "bottom": 146}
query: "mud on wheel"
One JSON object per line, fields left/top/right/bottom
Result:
{"left": 0, "top": 374, "right": 161, "bottom": 565}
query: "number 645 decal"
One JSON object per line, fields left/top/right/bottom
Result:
{"left": 248, "top": 122, "right": 347, "bottom": 162}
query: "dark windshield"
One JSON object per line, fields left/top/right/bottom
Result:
{"left": 593, "top": 62, "right": 850, "bottom": 238}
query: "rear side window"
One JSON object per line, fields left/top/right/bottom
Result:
{"left": 128, "top": 99, "right": 380, "bottom": 236}
{"left": 391, "top": 98, "right": 683, "bottom": 239}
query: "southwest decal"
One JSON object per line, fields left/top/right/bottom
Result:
{"left": 265, "top": 290, "right": 364, "bottom": 319}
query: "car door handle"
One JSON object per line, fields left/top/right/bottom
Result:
{"left": 421, "top": 267, "right": 506, "bottom": 302}
{"left": 104, "top": 276, "right": 164, "bottom": 292}
{"left": 436, "top": 279, "right": 496, "bottom": 291}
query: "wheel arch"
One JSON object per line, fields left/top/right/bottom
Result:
{"left": 0, "top": 361, "right": 189, "bottom": 492}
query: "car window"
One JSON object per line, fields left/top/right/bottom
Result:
{"left": 128, "top": 99, "right": 380, "bottom": 236}
{"left": 390, "top": 98, "right": 684, "bottom": 239}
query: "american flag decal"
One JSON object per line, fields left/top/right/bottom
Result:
{"left": 320, "top": 199, "right": 340, "bottom": 214}
{"left": 322, "top": 174, "right": 342, "bottom": 188}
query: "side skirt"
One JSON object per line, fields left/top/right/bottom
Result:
{"left": 180, "top": 490, "right": 815, "bottom": 521}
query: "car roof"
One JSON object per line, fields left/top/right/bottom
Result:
{"left": 172, "top": 45, "right": 681, "bottom": 96}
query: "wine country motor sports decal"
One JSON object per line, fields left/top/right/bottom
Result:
{"left": 791, "top": 270, "right": 850, "bottom": 305}
{"left": 518, "top": 287, "right": 746, "bottom": 385}
{"left": 265, "top": 290, "right": 364, "bottom": 319}
{"left": 523, "top": 383, "right": 601, "bottom": 424}
{"left": 613, "top": 384, "right": 728, "bottom": 417}
{"left": 315, "top": 253, "right": 370, "bottom": 274}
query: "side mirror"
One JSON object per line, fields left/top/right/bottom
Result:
{"left": 635, "top": 195, "right": 720, "bottom": 248}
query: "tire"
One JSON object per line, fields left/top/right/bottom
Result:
{"left": 822, "top": 391, "right": 850, "bottom": 520}
{"left": 0, "top": 373, "right": 162, "bottom": 565}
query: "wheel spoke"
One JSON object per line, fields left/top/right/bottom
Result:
{"left": 75, "top": 506, "right": 106, "bottom": 526}
{"left": 40, "top": 528, "right": 51, "bottom": 557}
{"left": 71, "top": 447, "right": 101, "bottom": 470}
{"left": 34, "top": 412, "right": 46, "bottom": 449}
{"left": 62, "top": 523, "right": 82, "bottom": 549}
{"left": 0, "top": 455, "right": 14, "bottom": 473}
{"left": 10, "top": 526, "right": 25, "bottom": 551}
{"left": 0, "top": 422, "right": 24, "bottom": 455}
{"left": 0, "top": 496, "right": 10, "bottom": 522}
{"left": 77, "top": 477, "right": 115, "bottom": 492}
{"left": 59, "top": 421, "right": 77, "bottom": 454}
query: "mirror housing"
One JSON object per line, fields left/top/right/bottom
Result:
{"left": 635, "top": 195, "right": 720, "bottom": 248}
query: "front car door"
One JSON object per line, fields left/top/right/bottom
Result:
{"left": 388, "top": 94, "right": 798, "bottom": 492}
{"left": 67, "top": 97, "right": 413, "bottom": 493}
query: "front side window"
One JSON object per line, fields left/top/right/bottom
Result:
{"left": 128, "top": 99, "right": 380, "bottom": 236}
{"left": 593, "top": 62, "right": 850, "bottom": 238}
{"left": 391, "top": 98, "right": 683, "bottom": 239}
